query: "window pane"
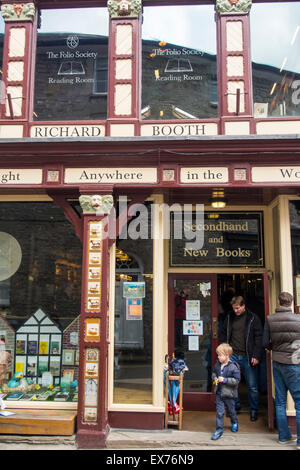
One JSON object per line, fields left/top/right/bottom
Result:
{"left": 34, "top": 8, "right": 108, "bottom": 121}
{"left": 142, "top": 5, "right": 217, "bottom": 120}
{"left": 114, "top": 204, "right": 153, "bottom": 404}
{"left": 251, "top": 2, "right": 300, "bottom": 118}
{"left": 0, "top": 15, "right": 4, "bottom": 115}
{"left": 0, "top": 202, "right": 82, "bottom": 401}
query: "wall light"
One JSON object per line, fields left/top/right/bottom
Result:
{"left": 210, "top": 188, "right": 227, "bottom": 209}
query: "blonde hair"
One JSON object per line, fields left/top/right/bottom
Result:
{"left": 216, "top": 343, "right": 233, "bottom": 357}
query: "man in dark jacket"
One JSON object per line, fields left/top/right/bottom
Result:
{"left": 263, "top": 291, "right": 300, "bottom": 447}
{"left": 219, "top": 295, "right": 263, "bottom": 421}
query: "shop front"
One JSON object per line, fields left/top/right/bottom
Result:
{"left": 0, "top": 149, "right": 299, "bottom": 446}
{"left": 0, "top": 0, "right": 300, "bottom": 449}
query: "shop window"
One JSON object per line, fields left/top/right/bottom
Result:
{"left": 0, "top": 202, "right": 82, "bottom": 403}
{"left": 33, "top": 8, "right": 108, "bottom": 121}
{"left": 0, "top": 15, "right": 4, "bottom": 118}
{"left": 141, "top": 5, "right": 218, "bottom": 120}
{"left": 290, "top": 201, "right": 300, "bottom": 312}
{"left": 113, "top": 204, "right": 153, "bottom": 404}
{"left": 251, "top": 2, "right": 300, "bottom": 118}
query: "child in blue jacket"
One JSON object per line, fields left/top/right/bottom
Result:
{"left": 211, "top": 343, "right": 241, "bottom": 440}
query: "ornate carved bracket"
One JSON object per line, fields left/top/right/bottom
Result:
{"left": 107, "top": 0, "right": 142, "bottom": 18}
{"left": 1, "top": 2, "right": 35, "bottom": 22}
{"left": 79, "top": 194, "right": 114, "bottom": 215}
{"left": 216, "top": 0, "right": 252, "bottom": 15}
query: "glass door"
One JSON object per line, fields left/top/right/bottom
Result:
{"left": 168, "top": 274, "right": 218, "bottom": 411}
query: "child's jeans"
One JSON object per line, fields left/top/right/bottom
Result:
{"left": 215, "top": 393, "right": 238, "bottom": 431}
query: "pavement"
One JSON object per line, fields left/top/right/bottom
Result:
{"left": 0, "top": 427, "right": 299, "bottom": 451}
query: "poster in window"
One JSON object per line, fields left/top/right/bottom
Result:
{"left": 126, "top": 298, "right": 143, "bottom": 320}
{"left": 186, "top": 300, "right": 200, "bottom": 320}
{"left": 123, "top": 282, "right": 145, "bottom": 299}
{"left": 183, "top": 320, "right": 203, "bottom": 335}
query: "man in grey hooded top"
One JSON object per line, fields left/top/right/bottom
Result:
{"left": 263, "top": 291, "right": 300, "bottom": 448}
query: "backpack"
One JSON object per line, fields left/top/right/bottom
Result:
{"left": 169, "top": 358, "right": 185, "bottom": 375}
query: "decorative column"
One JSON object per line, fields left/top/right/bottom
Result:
{"left": 216, "top": 0, "right": 253, "bottom": 135}
{"left": 76, "top": 193, "right": 114, "bottom": 449}
{"left": 1, "top": 2, "right": 37, "bottom": 122}
{"left": 107, "top": 0, "right": 142, "bottom": 137}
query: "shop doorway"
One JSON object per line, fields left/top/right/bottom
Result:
{"left": 168, "top": 272, "right": 273, "bottom": 427}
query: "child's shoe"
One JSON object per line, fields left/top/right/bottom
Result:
{"left": 174, "top": 403, "right": 180, "bottom": 414}
{"left": 211, "top": 429, "right": 223, "bottom": 440}
{"left": 231, "top": 422, "right": 239, "bottom": 432}
{"left": 168, "top": 401, "right": 173, "bottom": 415}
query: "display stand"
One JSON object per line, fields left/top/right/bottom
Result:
{"left": 165, "top": 371, "right": 183, "bottom": 430}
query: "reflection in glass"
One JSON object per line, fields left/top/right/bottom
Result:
{"left": 34, "top": 9, "right": 108, "bottom": 121}
{"left": 251, "top": 2, "right": 300, "bottom": 118}
{"left": 142, "top": 6, "right": 217, "bottom": 120}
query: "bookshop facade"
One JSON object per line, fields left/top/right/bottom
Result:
{"left": 0, "top": 0, "right": 300, "bottom": 448}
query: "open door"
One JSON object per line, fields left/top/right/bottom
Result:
{"left": 168, "top": 273, "right": 218, "bottom": 411}
{"left": 264, "top": 270, "right": 275, "bottom": 430}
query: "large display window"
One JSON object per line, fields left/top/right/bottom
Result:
{"left": 33, "top": 8, "right": 109, "bottom": 121}
{"left": 141, "top": 5, "right": 217, "bottom": 120}
{"left": 113, "top": 204, "right": 153, "bottom": 404}
{"left": 251, "top": 2, "right": 300, "bottom": 118}
{"left": 0, "top": 202, "right": 82, "bottom": 404}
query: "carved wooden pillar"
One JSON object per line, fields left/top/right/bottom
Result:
{"left": 0, "top": 2, "right": 37, "bottom": 121}
{"left": 216, "top": 0, "right": 253, "bottom": 133}
{"left": 76, "top": 193, "right": 114, "bottom": 449}
{"left": 107, "top": 0, "right": 142, "bottom": 137}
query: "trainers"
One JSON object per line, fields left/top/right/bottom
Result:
{"left": 231, "top": 422, "right": 239, "bottom": 432}
{"left": 278, "top": 437, "right": 297, "bottom": 444}
{"left": 174, "top": 403, "right": 180, "bottom": 414}
{"left": 211, "top": 430, "right": 223, "bottom": 440}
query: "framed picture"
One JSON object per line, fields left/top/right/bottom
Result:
{"left": 62, "top": 349, "right": 75, "bottom": 365}
{"left": 86, "top": 348, "right": 99, "bottom": 362}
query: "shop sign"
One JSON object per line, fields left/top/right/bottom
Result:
{"left": 141, "top": 123, "right": 218, "bottom": 137}
{"left": 252, "top": 166, "right": 300, "bottom": 182}
{"left": 0, "top": 169, "right": 42, "bottom": 185}
{"left": 64, "top": 167, "right": 157, "bottom": 184}
{"left": 180, "top": 167, "right": 228, "bottom": 183}
{"left": 30, "top": 125, "right": 105, "bottom": 138}
{"left": 169, "top": 211, "right": 264, "bottom": 267}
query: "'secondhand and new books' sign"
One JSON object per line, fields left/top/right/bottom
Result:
{"left": 170, "top": 211, "right": 264, "bottom": 267}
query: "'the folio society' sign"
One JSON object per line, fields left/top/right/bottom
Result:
{"left": 169, "top": 211, "right": 264, "bottom": 267}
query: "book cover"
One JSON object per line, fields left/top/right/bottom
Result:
{"left": 16, "top": 340, "right": 26, "bottom": 354}
{"left": 54, "top": 392, "right": 69, "bottom": 401}
{"left": 6, "top": 392, "right": 23, "bottom": 400}
{"left": 38, "top": 360, "right": 48, "bottom": 375}
{"left": 50, "top": 341, "right": 60, "bottom": 354}
{"left": 39, "top": 341, "right": 48, "bottom": 355}
{"left": 27, "top": 340, "right": 38, "bottom": 354}
{"left": 49, "top": 360, "right": 60, "bottom": 377}
{"left": 0, "top": 410, "right": 16, "bottom": 416}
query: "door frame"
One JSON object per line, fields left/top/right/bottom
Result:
{"left": 168, "top": 273, "right": 218, "bottom": 411}
{"left": 264, "top": 271, "right": 275, "bottom": 430}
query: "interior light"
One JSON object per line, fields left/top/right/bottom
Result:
{"left": 270, "top": 82, "right": 277, "bottom": 96}
{"left": 291, "top": 26, "right": 300, "bottom": 45}
{"left": 210, "top": 189, "right": 227, "bottom": 209}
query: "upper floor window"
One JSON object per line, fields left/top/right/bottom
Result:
{"left": 251, "top": 1, "right": 300, "bottom": 118}
{"left": 0, "top": 15, "right": 4, "bottom": 103}
{"left": 141, "top": 5, "right": 217, "bottom": 120}
{"left": 33, "top": 8, "right": 108, "bottom": 121}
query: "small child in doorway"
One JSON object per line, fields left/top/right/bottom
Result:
{"left": 211, "top": 343, "right": 240, "bottom": 440}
